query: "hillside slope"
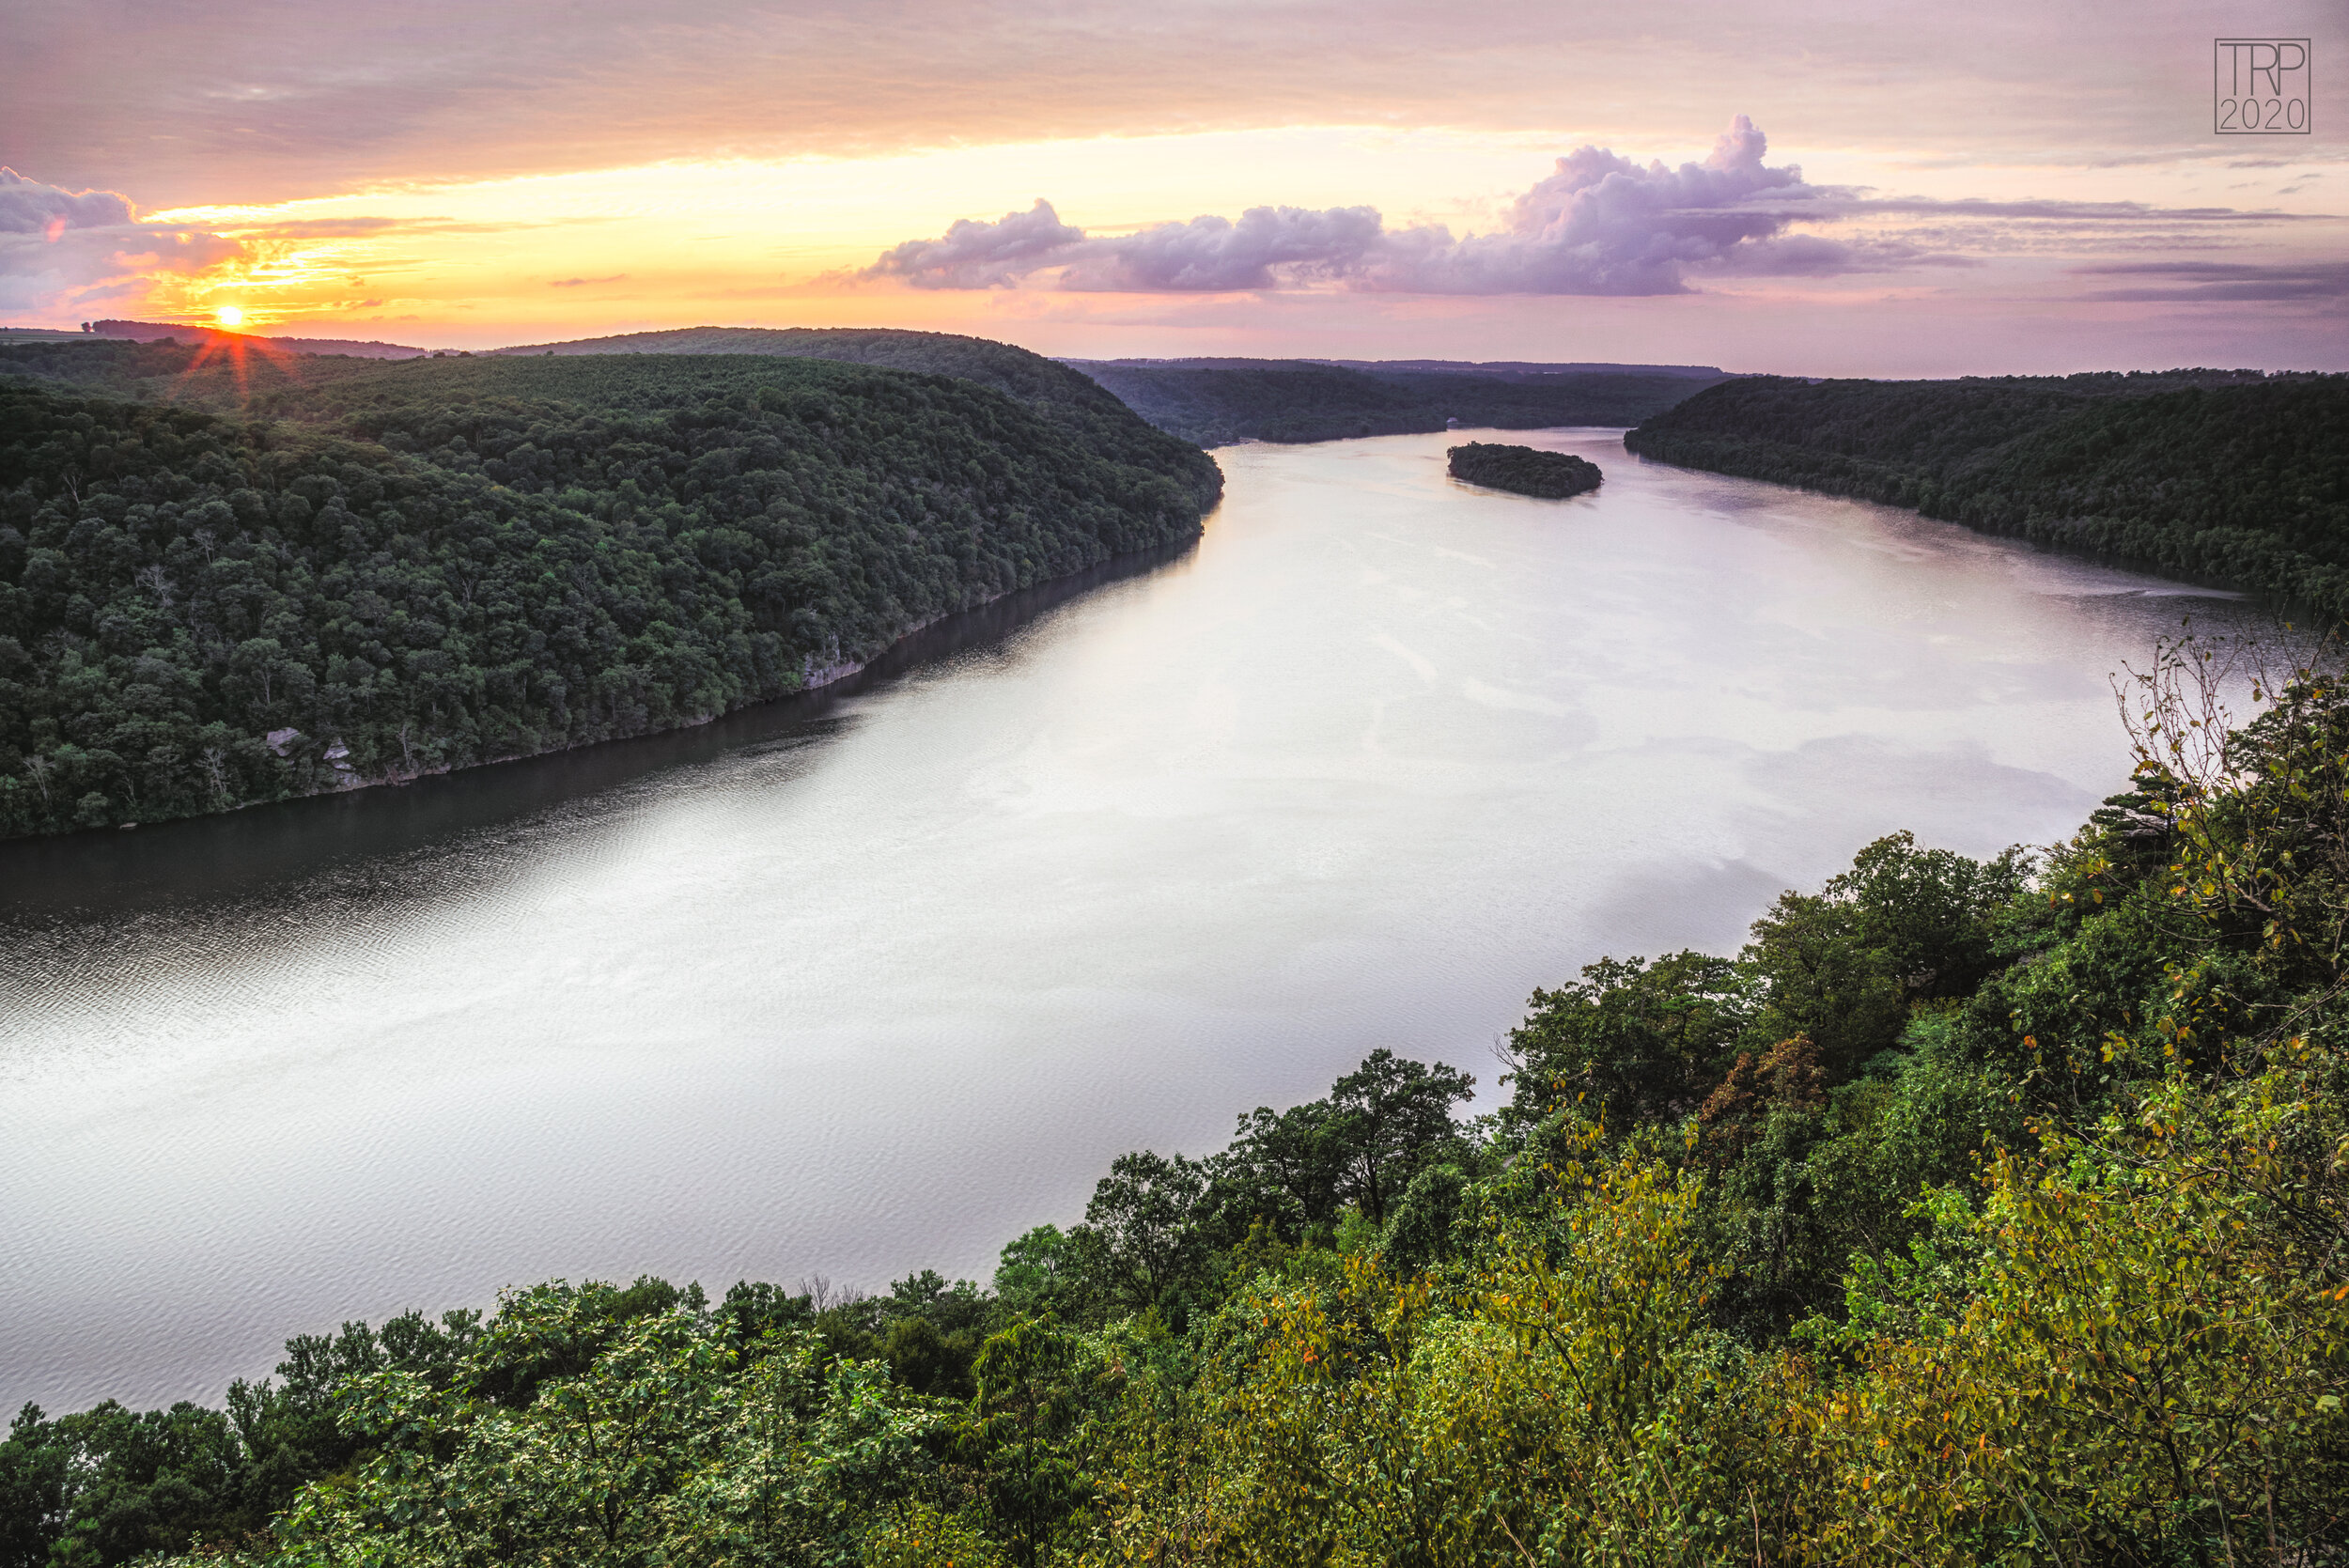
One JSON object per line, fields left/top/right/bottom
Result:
{"left": 0, "top": 348, "right": 1220, "bottom": 838}
{"left": 0, "top": 329, "right": 1222, "bottom": 509}
{"left": 1625, "top": 371, "right": 2349, "bottom": 615}
{"left": 487, "top": 326, "right": 1182, "bottom": 472}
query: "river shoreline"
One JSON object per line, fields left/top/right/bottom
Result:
{"left": 0, "top": 529, "right": 1206, "bottom": 915}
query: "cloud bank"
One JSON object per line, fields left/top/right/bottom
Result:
{"left": 867, "top": 199, "right": 1090, "bottom": 288}
{"left": 866, "top": 117, "right": 2333, "bottom": 301}
{"left": 12, "top": 0, "right": 2335, "bottom": 211}
{"left": 0, "top": 167, "right": 243, "bottom": 314}
{"left": 2068, "top": 260, "right": 2349, "bottom": 303}
{"left": 867, "top": 119, "right": 1946, "bottom": 297}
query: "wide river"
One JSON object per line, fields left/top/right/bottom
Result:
{"left": 2, "top": 429, "right": 2245, "bottom": 1412}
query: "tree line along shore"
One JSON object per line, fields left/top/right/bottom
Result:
{"left": 1626, "top": 369, "right": 2349, "bottom": 619}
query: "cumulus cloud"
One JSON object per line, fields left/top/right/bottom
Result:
{"left": 866, "top": 118, "right": 1903, "bottom": 297}
{"left": 866, "top": 198, "right": 1088, "bottom": 288}
{"left": 0, "top": 168, "right": 136, "bottom": 236}
{"left": 0, "top": 167, "right": 244, "bottom": 315}
{"left": 1062, "top": 204, "right": 1385, "bottom": 291}
{"left": 1366, "top": 115, "right": 1817, "bottom": 294}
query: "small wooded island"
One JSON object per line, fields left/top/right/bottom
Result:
{"left": 1446, "top": 441, "right": 1603, "bottom": 499}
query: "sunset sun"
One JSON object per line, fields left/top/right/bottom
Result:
{"left": 214, "top": 305, "right": 244, "bottom": 328}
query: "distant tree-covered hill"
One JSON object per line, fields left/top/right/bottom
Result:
{"left": 1066, "top": 359, "right": 1726, "bottom": 445}
{"left": 0, "top": 336, "right": 366, "bottom": 399}
{"left": 489, "top": 326, "right": 1170, "bottom": 463}
{"left": 85, "top": 319, "right": 428, "bottom": 358}
{"left": 8, "top": 326, "right": 1191, "bottom": 477}
{"left": 1314, "top": 357, "right": 1727, "bottom": 377}
{"left": 0, "top": 341, "right": 1220, "bottom": 838}
{"left": 1625, "top": 370, "right": 2349, "bottom": 617}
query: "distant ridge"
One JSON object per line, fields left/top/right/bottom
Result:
{"left": 1060, "top": 357, "right": 1732, "bottom": 445}
{"left": 85, "top": 318, "right": 428, "bottom": 359}
{"left": 483, "top": 325, "right": 1159, "bottom": 429}
{"left": 1314, "top": 358, "right": 1737, "bottom": 380}
{"left": 1071, "top": 356, "right": 1736, "bottom": 380}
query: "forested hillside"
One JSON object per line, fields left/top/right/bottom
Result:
{"left": 0, "top": 338, "right": 330, "bottom": 399}
{"left": 0, "top": 328, "right": 1191, "bottom": 478}
{"left": 489, "top": 328, "right": 1177, "bottom": 469}
{"left": 1626, "top": 371, "right": 2349, "bottom": 617}
{"left": 1067, "top": 359, "right": 1722, "bottom": 445}
{"left": 9, "top": 638, "right": 2345, "bottom": 1565}
{"left": 0, "top": 342, "right": 1220, "bottom": 838}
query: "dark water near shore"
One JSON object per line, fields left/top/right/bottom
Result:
{"left": 2, "top": 429, "right": 2248, "bottom": 1411}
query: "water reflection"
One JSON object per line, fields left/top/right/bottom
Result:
{"left": 1, "top": 429, "right": 2248, "bottom": 1411}
{"left": 0, "top": 539, "right": 1198, "bottom": 925}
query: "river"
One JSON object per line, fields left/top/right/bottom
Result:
{"left": 0, "top": 428, "right": 2247, "bottom": 1411}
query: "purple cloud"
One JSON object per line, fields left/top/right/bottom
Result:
{"left": 0, "top": 167, "right": 136, "bottom": 235}
{"left": 0, "top": 166, "right": 244, "bottom": 314}
{"left": 1059, "top": 204, "right": 1385, "bottom": 291}
{"left": 866, "top": 118, "right": 1919, "bottom": 297}
{"left": 1365, "top": 116, "right": 1823, "bottom": 293}
{"left": 865, "top": 198, "right": 1088, "bottom": 288}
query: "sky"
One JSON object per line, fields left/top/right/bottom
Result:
{"left": 1, "top": 0, "right": 2342, "bottom": 374}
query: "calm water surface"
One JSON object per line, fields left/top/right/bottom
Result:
{"left": 2, "top": 430, "right": 2245, "bottom": 1410}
